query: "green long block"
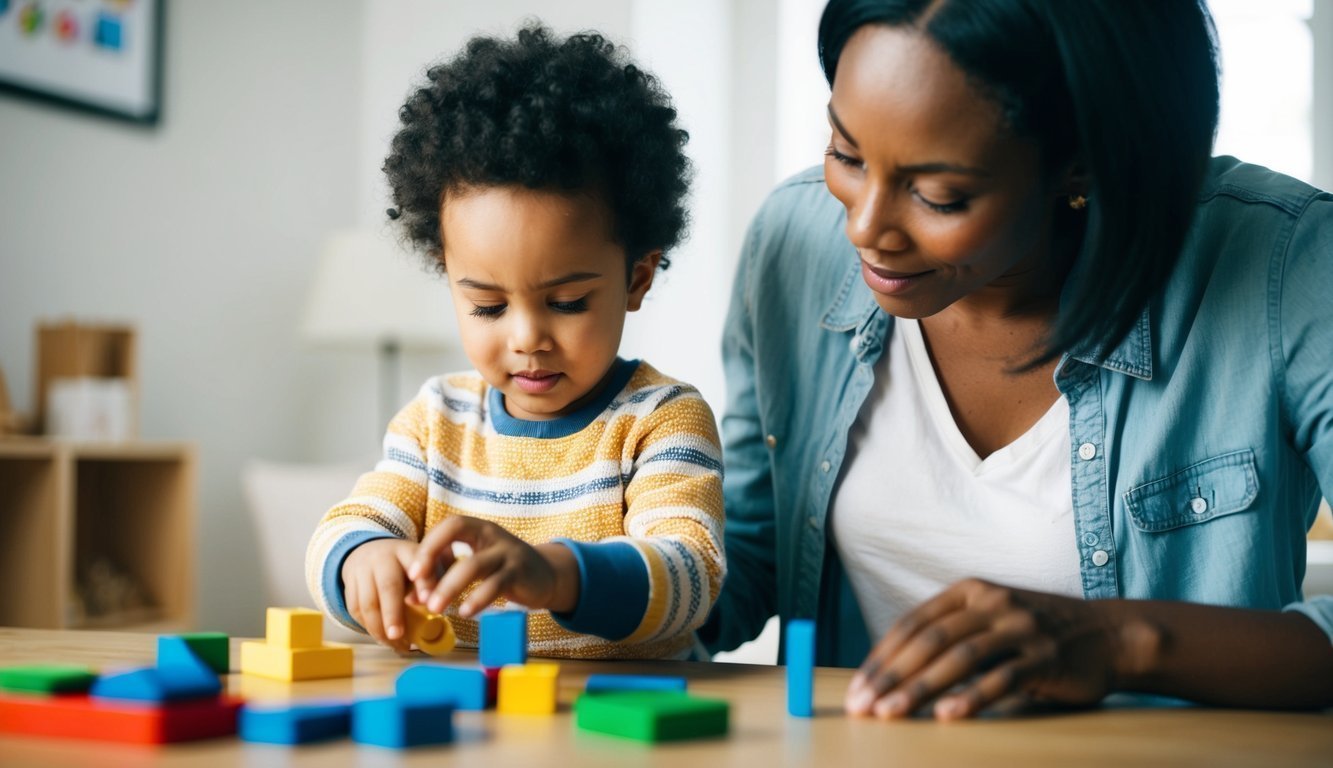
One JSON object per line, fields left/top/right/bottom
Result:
{"left": 165, "top": 632, "right": 230, "bottom": 675}
{"left": 0, "top": 664, "right": 98, "bottom": 694}
{"left": 574, "top": 691, "right": 728, "bottom": 743}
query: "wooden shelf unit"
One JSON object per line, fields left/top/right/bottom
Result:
{"left": 0, "top": 438, "right": 195, "bottom": 630}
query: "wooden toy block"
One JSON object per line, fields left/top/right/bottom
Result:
{"left": 91, "top": 665, "right": 221, "bottom": 703}
{"left": 396, "top": 663, "right": 487, "bottom": 710}
{"left": 404, "top": 603, "right": 456, "bottom": 655}
{"left": 0, "top": 664, "right": 97, "bottom": 695}
{"left": 160, "top": 632, "right": 229, "bottom": 674}
{"left": 575, "top": 690, "right": 729, "bottom": 742}
{"left": 0, "top": 693, "right": 242, "bottom": 744}
{"left": 497, "top": 663, "right": 559, "bottom": 715}
{"left": 786, "top": 619, "right": 815, "bottom": 717}
{"left": 266, "top": 607, "right": 325, "bottom": 649}
{"left": 585, "top": 674, "right": 688, "bottom": 695}
{"left": 479, "top": 610, "right": 527, "bottom": 667}
{"left": 239, "top": 702, "right": 352, "bottom": 744}
{"left": 483, "top": 666, "right": 500, "bottom": 707}
{"left": 240, "top": 640, "right": 353, "bottom": 682}
{"left": 351, "top": 696, "right": 453, "bottom": 749}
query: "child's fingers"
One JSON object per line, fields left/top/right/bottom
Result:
{"left": 408, "top": 517, "right": 475, "bottom": 581}
{"left": 425, "top": 547, "right": 503, "bottom": 614}
{"left": 459, "top": 569, "right": 513, "bottom": 618}
{"left": 354, "top": 569, "right": 389, "bottom": 645}
{"left": 376, "top": 566, "right": 408, "bottom": 644}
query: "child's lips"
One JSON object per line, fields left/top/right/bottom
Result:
{"left": 512, "top": 370, "right": 562, "bottom": 394}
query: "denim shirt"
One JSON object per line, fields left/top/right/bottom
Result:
{"left": 698, "top": 158, "right": 1333, "bottom": 668}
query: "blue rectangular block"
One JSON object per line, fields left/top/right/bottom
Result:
{"left": 352, "top": 697, "right": 453, "bottom": 749}
{"left": 91, "top": 665, "right": 220, "bottom": 703}
{"left": 240, "top": 702, "right": 352, "bottom": 745}
{"left": 396, "top": 664, "right": 487, "bottom": 710}
{"left": 786, "top": 619, "right": 815, "bottom": 717}
{"left": 585, "top": 674, "right": 688, "bottom": 694}
{"left": 478, "top": 611, "right": 527, "bottom": 668}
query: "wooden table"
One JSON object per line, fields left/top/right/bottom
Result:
{"left": 1, "top": 628, "right": 1329, "bottom": 767}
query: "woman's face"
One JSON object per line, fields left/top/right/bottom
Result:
{"left": 825, "top": 24, "right": 1068, "bottom": 319}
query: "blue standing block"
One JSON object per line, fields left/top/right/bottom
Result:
{"left": 156, "top": 635, "right": 224, "bottom": 695}
{"left": 479, "top": 611, "right": 527, "bottom": 668}
{"left": 91, "top": 665, "right": 220, "bottom": 703}
{"left": 352, "top": 696, "right": 454, "bottom": 749}
{"left": 240, "top": 702, "right": 353, "bottom": 745}
{"left": 396, "top": 664, "right": 488, "bottom": 710}
{"left": 786, "top": 619, "right": 815, "bottom": 717}
{"left": 585, "top": 674, "right": 688, "bottom": 694}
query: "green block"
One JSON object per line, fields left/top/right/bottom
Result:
{"left": 574, "top": 691, "right": 729, "bottom": 743}
{"left": 0, "top": 664, "right": 98, "bottom": 695}
{"left": 174, "top": 632, "right": 230, "bottom": 675}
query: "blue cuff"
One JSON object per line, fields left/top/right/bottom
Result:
{"left": 549, "top": 539, "right": 650, "bottom": 642}
{"left": 322, "top": 531, "right": 400, "bottom": 632}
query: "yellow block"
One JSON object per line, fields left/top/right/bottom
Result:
{"left": 404, "top": 603, "right": 456, "bottom": 656}
{"left": 497, "top": 663, "right": 559, "bottom": 715}
{"left": 266, "top": 607, "right": 324, "bottom": 649}
{"left": 239, "top": 640, "right": 353, "bottom": 682}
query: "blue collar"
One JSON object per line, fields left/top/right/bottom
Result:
{"left": 487, "top": 358, "right": 640, "bottom": 439}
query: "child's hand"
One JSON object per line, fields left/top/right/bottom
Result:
{"left": 407, "top": 516, "right": 579, "bottom": 618}
{"left": 340, "top": 538, "right": 419, "bottom": 653}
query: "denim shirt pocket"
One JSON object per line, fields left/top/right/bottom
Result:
{"left": 1124, "top": 449, "right": 1260, "bottom": 533}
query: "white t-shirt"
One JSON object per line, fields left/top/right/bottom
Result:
{"left": 830, "top": 318, "right": 1083, "bottom": 640}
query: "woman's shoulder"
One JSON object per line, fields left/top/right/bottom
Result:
{"left": 1198, "top": 156, "right": 1330, "bottom": 219}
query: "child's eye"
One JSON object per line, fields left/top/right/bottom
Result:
{"left": 470, "top": 304, "right": 505, "bottom": 319}
{"left": 550, "top": 298, "right": 588, "bottom": 314}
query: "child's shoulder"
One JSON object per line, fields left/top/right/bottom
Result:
{"left": 412, "top": 370, "right": 490, "bottom": 416}
{"left": 617, "top": 360, "right": 713, "bottom": 418}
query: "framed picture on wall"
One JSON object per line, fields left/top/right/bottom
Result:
{"left": 0, "top": 0, "right": 163, "bottom": 125}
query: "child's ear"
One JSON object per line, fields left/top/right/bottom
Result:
{"left": 626, "top": 251, "right": 662, "bottom": 311}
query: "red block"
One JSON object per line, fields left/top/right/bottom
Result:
{"left": 0, "top": 693, "right": 242, "bottom": 744}
{"left": 483, "top": 667, "right": 501, "bottom": 708}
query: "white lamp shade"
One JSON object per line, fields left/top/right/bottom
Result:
{"left": 302, "top": 230, "right": 457, "bottom": 350}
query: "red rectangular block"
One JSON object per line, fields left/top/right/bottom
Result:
{"left": 0, "top": 693, "right": 242, "bottom": 744}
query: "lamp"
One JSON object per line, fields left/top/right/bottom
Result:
{"left": 302, "top": 230, "right": 456, "bottom": 431}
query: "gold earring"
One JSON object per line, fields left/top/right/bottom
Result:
{"left": 1068, "top": 194, "right": 1087, "bottom": 210}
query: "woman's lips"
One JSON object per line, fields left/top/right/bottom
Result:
{"left": 860, "top": 261, "right": 933, "bottom": 296}
{"left": 512, "top": 370, "right": 562, "bottom": 393}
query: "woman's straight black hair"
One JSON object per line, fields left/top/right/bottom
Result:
{"left": 818, "top": 0, "right": 1220, "bottom": 366}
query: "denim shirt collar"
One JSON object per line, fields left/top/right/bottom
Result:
{"left": 819, "top": 258, "right": 1154, "bottom": 381}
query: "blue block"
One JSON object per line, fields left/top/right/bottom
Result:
{"left": 478, "top": 611, "right": 527, "bottom": 668}
{"left": 786, "top": 619, "right": 815, "bottom": 717}
{"left": 240, "top": 702, "right": 353, "bottom": 745}
{"left": 585, "top": 674, "right": 688, "bottom": 694}
{"left": 90, "top": 665, "right": 219, "bottom": 703}
{"left": 94, "top": 12, "right": 122, "bottom": 50}
{"left": 352, "top": 696, "right": 453, "bottom": 749}
{"left": 156, "top": 636, "right": 224, "bottom": 694}
{"left": 396, "top": 664, "right": 487, "bottom": 710}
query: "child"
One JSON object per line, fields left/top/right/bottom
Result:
{"left": 305, "top": 24, "right": 724, "bottom": 660}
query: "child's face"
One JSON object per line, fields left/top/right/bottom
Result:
{"left": 441, "top": 186, "right": 657, "bottom": 421}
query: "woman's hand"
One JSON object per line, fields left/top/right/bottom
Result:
{"left": 845, "top": 579, "right": 1139, "bottom": 721}
{"left": 407, "top": 516, "right": 579, "bottom": 618}
{"left": 340, "top": 538, "right": 420, "bottom": 653}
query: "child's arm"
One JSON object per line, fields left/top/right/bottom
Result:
{"left": 305, "top": 394, "right": 433, "bottom": 648}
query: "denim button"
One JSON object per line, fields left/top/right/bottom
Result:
{"left": 765, "top": 434, "right": 777, "bottom": 449}
{"left": 1078, "top": 443, "right": 1097, "bottom": 461}
{"left": 807, "top": 516, "right": 819, "bottom": 529}
{"left": 1091, "top": 550, "right": 1110, "bottom": 567}
{"left": 1082, "top": 532, "right": 1098, "bottom": 547}
{"left": 820, "top": 460, "right": 831, "bottom": 473}
{"left": 849, "top": 335, "right": 861, "bottom": 352}
{"left": 1190, "top": 497, "right": 1208, "bottom": 515}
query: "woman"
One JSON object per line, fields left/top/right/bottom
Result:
{"left": 699, "top": 0, "right": 1333, "bottom": 719}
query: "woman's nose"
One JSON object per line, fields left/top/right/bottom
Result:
{"left": 846, "top": 180, "right": 910, "bottom": 252}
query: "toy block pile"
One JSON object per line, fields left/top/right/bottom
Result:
{"left": 240, "top": 607, "right": 353, "bottom": 681}
{"left": 0, "top": 632, "right": 240, "bottom": 744}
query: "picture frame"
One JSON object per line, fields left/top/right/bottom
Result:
{"left": 0, "top": 0, "right": 164, "bottom": 126}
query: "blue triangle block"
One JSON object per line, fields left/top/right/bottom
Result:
{"left": 90, "top": 667, "right": 213, "bottom": 703}
{"left": 240, "top": 702, "right": 353, "bottom": 744}
{"left": 156, "top": 636, "right": 223, "bottom": 697}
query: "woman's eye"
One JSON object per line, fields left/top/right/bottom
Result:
{"left": 825, "top": 144, "right": 863, "bottom": 169}
{"left": 470, "top": 304, "right": 505, "bottom": 319}
{"left": 550, "top": 298, "right": 588, "bottom": 314}
{"left": 915, "top": 191, "right": 969, "bottom": 214}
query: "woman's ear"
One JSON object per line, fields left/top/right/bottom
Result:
{"left": 626, "top": 251, "right": 663, "bottom": 311}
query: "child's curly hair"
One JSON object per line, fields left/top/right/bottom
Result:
{"left": 383, "top": 23, "right": 692, "bottom": 274}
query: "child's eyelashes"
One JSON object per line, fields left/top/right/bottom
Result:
{"left": 467, "top": 298, "right": 589, "bottom": 319}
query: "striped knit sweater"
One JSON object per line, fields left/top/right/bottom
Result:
{"left": 305, "top": 358, "right": 725, "bottom": 660}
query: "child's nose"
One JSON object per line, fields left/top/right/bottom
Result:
{"left": 509, "top": 313, "right": 553, "bottom": 354}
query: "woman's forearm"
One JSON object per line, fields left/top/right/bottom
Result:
{"left": 1103, "top": 599, "right": 1333, "bottom": 709}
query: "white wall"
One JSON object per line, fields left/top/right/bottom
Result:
{"left": 0, "top": 0, "right": 364, "bottom": 635}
